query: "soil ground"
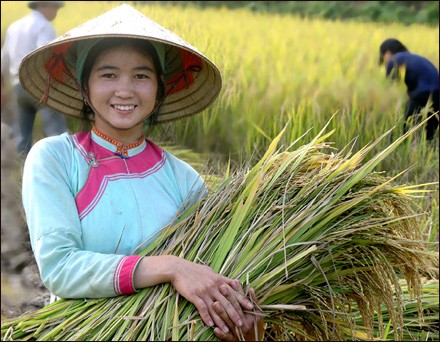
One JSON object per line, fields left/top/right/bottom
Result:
{"left": 1, "top": 117, "right": 50, "bottom": 320}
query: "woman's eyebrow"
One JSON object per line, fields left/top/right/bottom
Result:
{"left": 96, "top": 65, "right": 118, "bottom": 71}
{"left": 96, "top": 65, "right": 155, "bottom": 72}
{"left": 133, "top": 66, "right": 155, "bottom": 72}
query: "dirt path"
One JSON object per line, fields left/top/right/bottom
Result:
{"left": 1, "top": 121, "right": 50, "bottom": 319}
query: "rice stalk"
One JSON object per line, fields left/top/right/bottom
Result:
{"left": 1, "top": 120, "right": 438, "bottom": 341}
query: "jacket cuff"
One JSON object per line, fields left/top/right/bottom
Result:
{"left": 113, "top": 255, "right": 143, "bottom": 295}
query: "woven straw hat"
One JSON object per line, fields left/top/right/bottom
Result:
{"left": 19, "top": 4, "right": 222, "bottom": 123}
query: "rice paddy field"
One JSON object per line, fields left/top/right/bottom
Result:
{"left": 2, "top": 0, "right": 438, "bottom": 243}
{"left": 1, "top": 1, "right": 439, "bottom": 341}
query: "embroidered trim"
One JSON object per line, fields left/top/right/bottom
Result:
{"left": 71, "top": 132, "right": 91, "bottom": 162}
{"left": 114, "top": 256, "right": 143, "bottom": 295}
{"left": 73, "top": 131, "right": 166, "bottom": 221}
{"left": 92, "top": 126, "right": 144, "bottom": 157}
{"left": 77, "top": 154, "right": 166, "bottom": 220}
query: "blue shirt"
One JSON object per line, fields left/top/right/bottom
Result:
{"left": 22, "top": 128, "right": 205, "bottom": 298}
{"left": 386, "top": 52, "right": 439, "bottom": 98}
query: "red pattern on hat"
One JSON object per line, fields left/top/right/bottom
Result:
{"left": 44, "top": 42, "right": 73, "bottom": 84}
{"left": 166, "top": 49, "right": 202, "bottom": 95}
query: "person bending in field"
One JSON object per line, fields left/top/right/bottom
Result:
{"left": 379, "top": 38, "right": 439, "bottom": 141}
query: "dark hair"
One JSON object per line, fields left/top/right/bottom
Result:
{"left": 80, "top": 38, "right": 165, "bottom": 130}
{"left": 379, "top": 38, "right": 408, "bottom": 65}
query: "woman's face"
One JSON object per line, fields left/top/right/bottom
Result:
{"left": 382, "top": 51, "right": 393, "bottom": 65}
{"left": 87, "top": 44, "right": 158, "bottom": 141}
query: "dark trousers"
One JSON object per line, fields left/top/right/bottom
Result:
{"left": 404, "top": 90, "right": 439, "bottom": 140}
{"left": 13, "top": 84, "right": 68, "bottom": 154}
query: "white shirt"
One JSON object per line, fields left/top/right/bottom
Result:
{"left": 1, "top": 10, "right": 57, "bottom": 86}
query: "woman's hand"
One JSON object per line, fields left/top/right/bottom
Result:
{"left": 169, "top": 257, "right": 254, "bottom": 334}
{"left": 213, "top": 288, "right": 265, "bottom": 341}
{"left": 134, "top": 255, "right": 254, "bottom": 334}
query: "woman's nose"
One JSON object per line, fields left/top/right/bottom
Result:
{"left": 114, "top": 77, "right": 134, "bottom": 98}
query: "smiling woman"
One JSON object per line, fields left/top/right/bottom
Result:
{"left": 81, "top": 39, "right": 163, "bottom": 143}
{"left": 17, "top": 4, "right": 263, "bottom": 341}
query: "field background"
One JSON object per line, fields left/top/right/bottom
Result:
{"left": 0, "top": 0, "right": 439, "bottom": 332}
{"left": 2, "top": 0, "right": 438, "bottom": 239}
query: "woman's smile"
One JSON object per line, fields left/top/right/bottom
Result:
{"left": 112, "top": 104, "right": 136, "bottom": 112}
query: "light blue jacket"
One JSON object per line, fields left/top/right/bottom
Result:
{"left": 22, "top": 129, "right": 204, "bottom": 298}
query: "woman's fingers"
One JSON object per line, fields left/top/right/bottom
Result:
{"left": 212, "top": 301, "right": 241, "bottom": 341}
{"left": 208, "top": 283, "right": 245, "bottom": 333}
{"left": 209, "top": 285, "right": 267, "bottom": 341}
{"left": 192, "top": 296, "right": 214, "bottom": 327}
{"left": 206, "top": 281, "right": 252, "bottom": 330}
{"left": 228, "top": 280, "right": 254, "bottom": 310}
{"left": 216, "top": 284, "right": 246, "bottom": 327}
{"left": 209, "top": 306, "right": 231, "bottom": 334}
{"left": 193, "top": 295, "right": 232, "bottom": 334}
{"left": 213, "top": 326, "right": 238, "bottom": 341}
{"left": 247, "top": 288, "right": 266, "bottom": 341}
{"left": 211, "top": 281, "right": 260, "bottom": 334}
{"left": 212, "top": 297, "right": 264, "bottom": 341}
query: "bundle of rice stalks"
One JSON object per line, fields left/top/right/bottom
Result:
{"left": 363, "top": 279, "right": 439, "bottom": 341}
{"left": 2, "top": 122, "right": 438, "bottom": 341}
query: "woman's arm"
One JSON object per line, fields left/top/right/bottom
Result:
{"left": 22, "top": 136, "right": 139, "bottom": 298}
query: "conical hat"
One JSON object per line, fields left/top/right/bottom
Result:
{"left": 19, "top": 4, "right": 222, "bottom": 123}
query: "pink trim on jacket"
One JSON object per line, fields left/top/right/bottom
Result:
{"left": 114, "top": 256, "right": 143, "bottom": 295}
{"left": 72, "top": 132, "right": 165, "bottom": 220}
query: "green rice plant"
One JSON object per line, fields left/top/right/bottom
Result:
{"left": 1, "top": 119, "right": 438, "bottom": 341}
{"left": 352, "top": 279, "right": 439, "bottom": 341}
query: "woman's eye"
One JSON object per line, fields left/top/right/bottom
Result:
{"left": 135, "top": 74, "right": 149, "bottom": 79}
{"left": 102, "top": 73, "right": 115, "bottom": 78}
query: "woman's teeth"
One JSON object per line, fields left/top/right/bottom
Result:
{"left": 114, "top": 105, "right": 135, "bottom": 111}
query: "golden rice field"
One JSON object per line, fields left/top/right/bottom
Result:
{"left": 1, "top": 1, "right": 438, "bottom": 242}
{"left": 1, "top": 3, "right": 439, "bottom": 340}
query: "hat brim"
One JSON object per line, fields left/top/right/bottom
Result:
{"left": 19, "top": 4, "right": 222, "bottom": 123}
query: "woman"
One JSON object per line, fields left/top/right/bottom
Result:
{"left": 20, "top": 4, "right": 263, "bottom": 340}
{"left": 379, "top": 38, "right": 439, "bottom": 141}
